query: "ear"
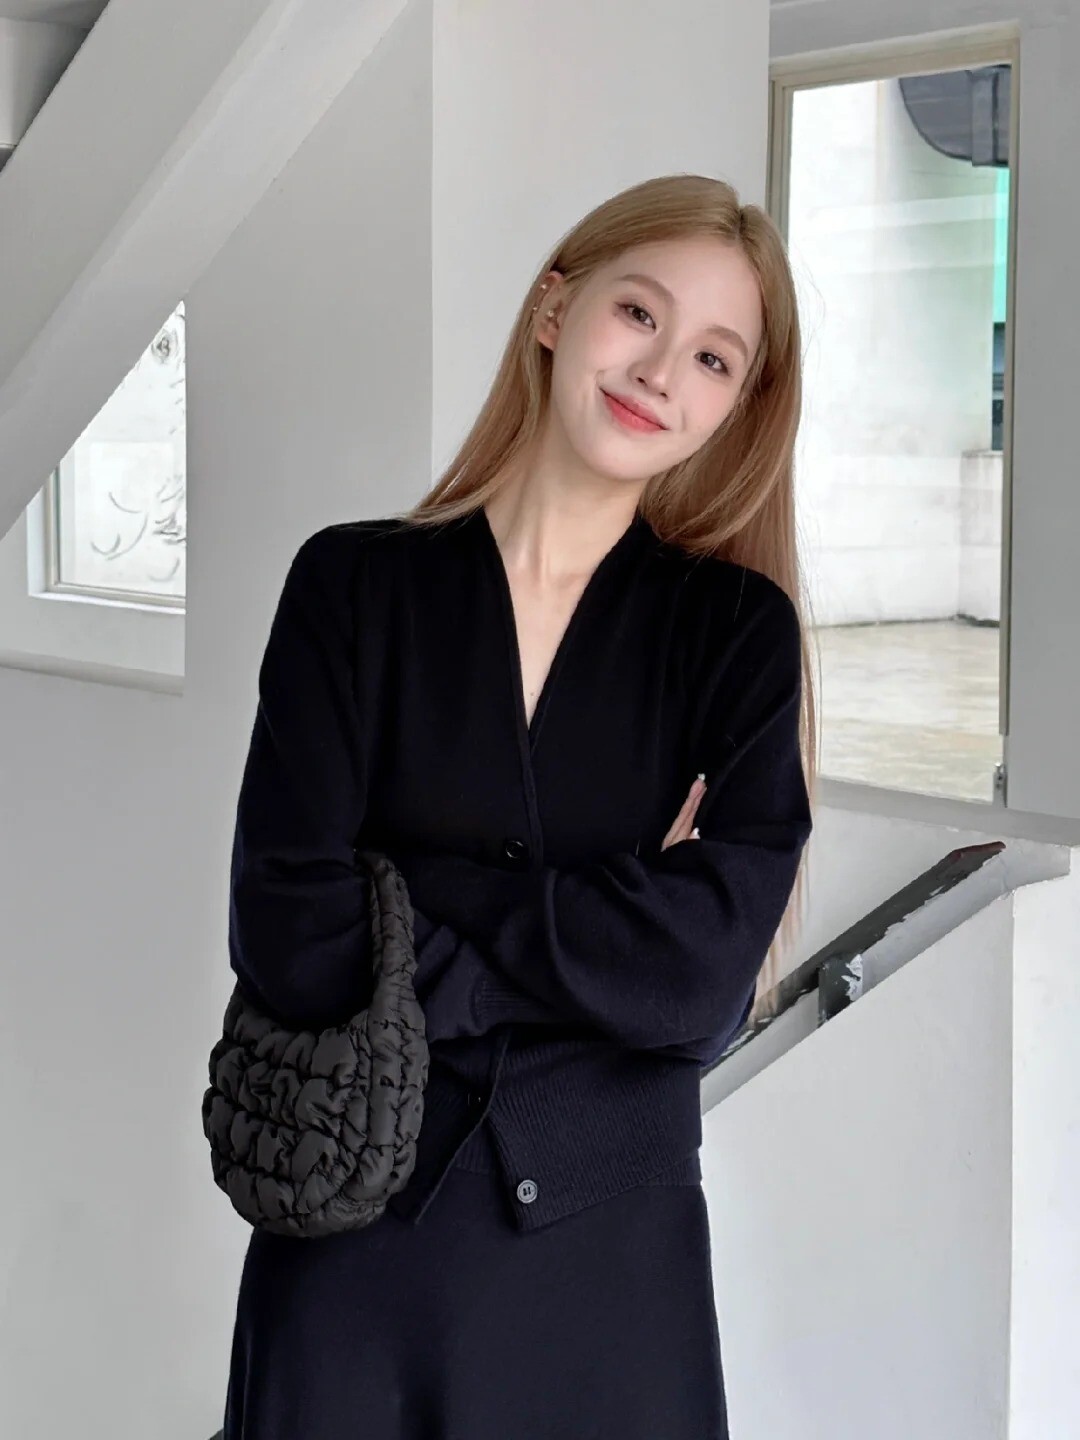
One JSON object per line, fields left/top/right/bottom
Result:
{"left": 532, "top": 268, "right": 565, "bottom": 352}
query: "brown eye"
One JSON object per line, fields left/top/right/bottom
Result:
{"left": 620, "top": 302, "right": 654, "bottom": 327}
{"left": 700, "top": 351, "right": 731, "bottom": 376}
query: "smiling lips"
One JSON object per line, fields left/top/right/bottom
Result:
{"left": 601, "top": 389, "right": 668, "bottom": 434}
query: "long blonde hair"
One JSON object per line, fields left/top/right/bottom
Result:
{"left": 399, "top": 173, "right": 818, "bottom": 1012}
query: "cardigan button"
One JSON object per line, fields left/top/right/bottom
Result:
{"left": 502, "top": 836, "right": 529, "bottom": 865}
{"left": 515, "top": 1178, "right": 539, "bottom": 1205}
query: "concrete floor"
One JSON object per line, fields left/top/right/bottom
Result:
{"left": 815, "top": 618, "right": 1003, "bottom": 804}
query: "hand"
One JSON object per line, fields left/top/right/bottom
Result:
{"left": 661, "top": 773, "right": 706, "bottom": 850}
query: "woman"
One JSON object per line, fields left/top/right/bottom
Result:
{"left": 222, "top": 173, "right": 818, "bottom": 1439}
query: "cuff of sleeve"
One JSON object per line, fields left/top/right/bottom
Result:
{"left": 472, "top": 972, "right": 553, "bottom": 1028}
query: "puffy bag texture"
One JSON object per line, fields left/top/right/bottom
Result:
{"left": 202, "top": 851, "right": 429, "bottom": 1238}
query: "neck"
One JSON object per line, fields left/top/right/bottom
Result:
{"left": 484, "top": 432, "right": 645, "bottom": 585}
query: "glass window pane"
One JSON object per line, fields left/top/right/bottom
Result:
{"left": 52, "top": 301, "right": 186, "bottom": 603}
{"left": 786, "top": 66, "right": 1011, "bottom": 804}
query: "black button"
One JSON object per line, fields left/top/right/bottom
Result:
{"left": 467, "top": 1091, "right": 484, "bottom": 1110}
{"left": 502, "top": 836, "right": 529, "bottom": 864}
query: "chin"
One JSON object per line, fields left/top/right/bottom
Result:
{"left": 570, "top": 434, "right": 667, "bottom": 487}
{"left": 585, "top": 457, "right": 657, "bottom": 488}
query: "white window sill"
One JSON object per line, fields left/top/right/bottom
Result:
{"left": 817, "top": 774, "right": 1080, "bottom": 847}
{"left": 0, "top": 489, "right": 184, "bottom": 693}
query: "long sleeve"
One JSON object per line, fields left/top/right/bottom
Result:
{"left": 395, "top": 579, "right": 812, "bottom": 1057}
{"left": 226, "top": 523, "right": 563, "bottom": 1038}
{"left": 409, "top": 908, "right": 566, "bottom": 1039}
{"left": 410, "top": 896, "right": 755, "bottom": 1060}
{"left": 649, "top": 982, "right": 757, "bottom": 1065}
{"left": 227, "top": 527, "right": 378, "bottom": 1030}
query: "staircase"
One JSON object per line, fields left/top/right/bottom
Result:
{"left": 699, "top": 830, "right": 1080, "bottom": 1439}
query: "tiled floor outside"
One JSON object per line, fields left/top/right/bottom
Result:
{"left": 815, "top": 618, "right": 1003, "bottom": 805}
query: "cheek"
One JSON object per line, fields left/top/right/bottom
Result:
{"left": 550, "top": 325, "right": 612, "bottom": 420}
{"left": 688, "top": 382, "right": 738, "bottom": 439}
{"left": 569, "top": 309, "right": 630, "bottom": 378}
{"left": 660, "top": 385, "right": 736, "bottom": 466}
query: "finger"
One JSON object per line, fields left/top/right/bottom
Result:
{"left": 661, "top": 775, "right": 707, "bottom": 849}
{"left": 661, "top": 810, "right": 693, "bottom": 849}
{"left": 662, "top": 794, "right": 698, "bottom": 848}
{"left": 663, "top": 802, "right": 702, "bottom": 850}
{"left": 674, "top": 773, "right": 706, "bottom": 826}
{"left": 681, "top": 781, "right": 706, "bottom": 831}
{"left": 662, "top": 817, "right": 702, "bottom": 850}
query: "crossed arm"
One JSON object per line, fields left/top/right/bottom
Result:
{"left": 227, "top": 527, "right": 811, "bottom": 1064}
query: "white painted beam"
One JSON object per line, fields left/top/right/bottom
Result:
{"left": 0, "top": 19, "right": 84, "bottom": 158}
{"left": 0, "top": 0, "right": 406, "bottom": 538}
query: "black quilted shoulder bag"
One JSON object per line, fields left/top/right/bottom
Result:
{"left": 201, "top": 851, "right": 429, "bottom": 1238}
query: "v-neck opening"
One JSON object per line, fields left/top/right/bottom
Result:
{"left": 475, "top": 506, "right": 653, "bottom": 754}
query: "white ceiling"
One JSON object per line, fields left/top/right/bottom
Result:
{"left": 0, "top": 0, "right": 105, "bottom": 27}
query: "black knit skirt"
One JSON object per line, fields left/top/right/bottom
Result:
{"left": 221, "top": 1125, "right": 729, "bottom": 1439}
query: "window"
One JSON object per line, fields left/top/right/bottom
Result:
{"left": 770, "top": 40, "right": 1016, "bottom": 805}
{"left": 44, "top": 301, "right": 186, "bottom": 608}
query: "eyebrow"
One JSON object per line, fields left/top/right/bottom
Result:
{"left": 614, "top": 272, "right": 750, "bottom": 362}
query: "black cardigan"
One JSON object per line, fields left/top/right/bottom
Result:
{"left": 227, "top": 507, "right": 813, "bottom": 1232}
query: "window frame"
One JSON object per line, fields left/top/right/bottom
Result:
{"left": 767, "top": 26, "right": 1021, "bottom": 812}
{"left": 43, "top": 453, "right": 187, "bottom": 612}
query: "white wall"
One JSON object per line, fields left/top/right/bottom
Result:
{"left": 1008, "top": 866, "right": 1080, "bottom": 1439}
{"left": 0, "top": 0, "right": 410, "bottom": 681}
{"left": 2, "top": 0, "right": 1077, "bottom": 1433}
{"left": 0, "top": 3, "right": 433, "bottom": 1435}
{"left": 0, "top": 1, "right": 769, "bottom": 1436}
{"left": 430, "top": 0, "right": 769, "bottom": 469}
{"left": 703, "top": 853, "right": 1080, "bottom": 1440}
{"left": 704, "top": 897, "right": 1015, "bottom": 1439}
{"left": 0, "top": 18, "right": 83, "bottom": 153}
{"left": 770, "top": 787, "right": 1076, "bottom": 980}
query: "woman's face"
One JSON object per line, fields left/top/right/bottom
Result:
{"left": 537, "top": 234, "right": 764, "bottom": 485}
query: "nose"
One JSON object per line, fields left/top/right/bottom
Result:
{"left": 634, "top": 374, "right": 667, "bottom": 399}
{"left": 632, "top": 344, "right": 672, "bottom": 399}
